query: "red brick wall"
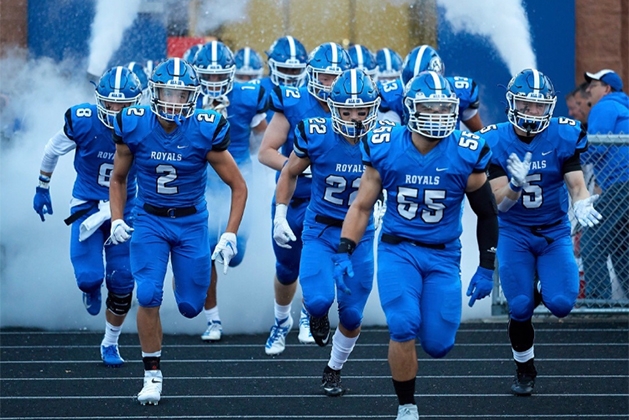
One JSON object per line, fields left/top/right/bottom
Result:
{"left": 576, "top": 0, "right": 629, "bottom": 89}
{"left": 0, "top": 0, "right": 28, "bottom": 56}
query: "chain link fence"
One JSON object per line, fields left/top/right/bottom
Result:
{"left": 492, "top": 134, "right": 629, "bottom": 315}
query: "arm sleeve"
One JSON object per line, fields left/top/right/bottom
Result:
{"left": 40, "top": 129, "right": 77, "bottom": 173}
{"left": 466, "top": 180, "right": 499, "bottom": 270}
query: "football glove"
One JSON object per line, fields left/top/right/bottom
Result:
{"left": 466, "top": 266, "right": 494, "bottom": 307}
{"left": 109, "top": 219, "right": 133, "bottom": 245}
{"left": 573, "top": 195, "right": 602, "bottom": 228}
{"left": 331, "top": 253, "right": 354, "bottom": 295}
{"left": 373, "top": 192, "right": 387, "bottom": 231}
{"left": 506, "top": 152, "right": 532, "bottom": 188}
{"left": 273, "top": 204, "right": 296, "bottom": 249}
{"left": 33, "top": 186, "right": 53, "bottom": 222}
{"left": 211, "top": 232, "right": 237, "bottom": 274}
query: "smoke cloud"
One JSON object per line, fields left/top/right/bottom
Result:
{"left": 437, "top": 0, "right": 536, "bottom": 75}
{"left": 86, "top": 0, "right": 142, "bottom": 77}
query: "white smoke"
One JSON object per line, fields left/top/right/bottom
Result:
{"left": 437, "top": 0, "right": 536, "bottom": 75}
{"left": 86, "top": 0, "right": 142, "bottom": 77}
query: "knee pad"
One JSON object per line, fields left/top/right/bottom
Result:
{"left": 387, "top": 311, "right": 418, "bottom": 342}
{"left": 305, "top": 296, "right": 333, "bottom": 319}
{"left": 106, "top": 292, "right": 132, "bottom": 316}
{"left": 546, "top": 295, "right": 574, "bottom": 318}
{"left": 136, "top": 283, "right": 161, "bottom": 308}
{"left": 106, "top": 269, "right": 134, "bottom": 295}
{"left": 228, "top": 247, "right": 245, "bottom": 267}
{"left": 421, "top": 339, "right": 454, "bottom": 359}
{"left": 276, "top": 264, "right": 299, "bottom": 285}
{"left": 76, "top": 272, "right": 102, "bottom": 294}
{"left": 509, "top": 294, "right": 533, "bottom": 322}
{"left": 508, "top": 318, "right": 534, "bottom": 352}
{"left": 178, "top": 301, "right": 202, "bottom": 319}
{"left": 339, "top": 306, "right": 362, "bottom": 331}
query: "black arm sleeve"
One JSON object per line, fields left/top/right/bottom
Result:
{"left": 466, "top": 180, "right": 499, "bottom": 270}
{"left": 562, "top": 150, "right": 582, "bottom": 174}
{"left": 113, "top": 112, "right": 124, "bottom": 144}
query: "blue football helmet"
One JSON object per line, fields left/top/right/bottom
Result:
{"left": 95, "top": 66, "right": 142, "bottom": 129}
{"left": 506, "top": 68, "right": 557, "bottom": 135}
{"left": 149, "top": 58, "right": 201, "bottom": 122}
{"left": 347, "top": 44, "right": 377, "bottom": 78}
{"left": 126, "top": 62, "right": 149, "bottom": 90}
{"left": 328, "top": 69, "right": 381, "bottom": 141}
{"left": 404, "top": 71, "right": 459, "bottom": 139}
{"left": 306, "top": 42, "right": 352, "bottom": 101}
{"left": 193, "top": 41, "right": 236, "bottom": 98}
{"left": 401, "top": 45, "right": 445, "bottom": 85}
{"left": 234, "top": 47, "right": 264, "bottom": 82}
{"left": 182, "top": 43, "right": 203, "bottom": 64}
{"left": 266, "top": 36, "right": 308, "bottom": 87}
{"left": 375, "top": 48, "right": 403, "bottom": 82}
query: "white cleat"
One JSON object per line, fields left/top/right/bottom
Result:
{"left": 201, "top": 320, "right": 223, "bottom": 341}
{"left": 298, "top": 308, "right": 315, "bottom": 344}
{"left": 396, "top": 403, "right": 419, "bottom": 420}
{"left": 265, "top": 316, "right": 293, "bottom": 356}
{"left": 137, "top": 370, "right": 162, "bottom": 405}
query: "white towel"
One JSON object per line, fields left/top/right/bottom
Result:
{"left": 79, "top": 200, "right": 111, "bottom": 242}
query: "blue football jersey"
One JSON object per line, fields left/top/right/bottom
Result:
{"left": 294, "top": 117, "right": 372, "bottom": 228}
{"left": 481, "top": 118, "right": 587, "bottom": 227}
{"left": 446, "top": 76, "right": 480, "bottom": 128}
{"left": 63, "top": 103, "right": 136, "bottom": 201}
{"left": 377, "top": 79, "right": 405, "bottom": 120}
{"left": 270, "top": 85, "right": 330, "bottom": 199}
{"left": 363, "top": 125, "right": 491, "bottom": 244}
{"left": 113, "top": 106, "right": 229, "bottom": 208}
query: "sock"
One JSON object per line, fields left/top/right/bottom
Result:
{"left": 512, "top": 345, "right": 535, "bottom": 363}
{"left": 274, "top": 302, "right": 291, "bottom": 324}
{"left": 101, "top": 321, "right": 121, "bottom": 347}
{"left": 328, "top": 329, "right": 359, "bottom": 371}
{"left": 142, "top": 350, "right": 162, "bottom": 371}
{"left": 393, "top": 378, "right": 416, "bottom": 406}
{"left": 204, "top": 306, "right": 220, "bottom": 324}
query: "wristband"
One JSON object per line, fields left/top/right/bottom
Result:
{"left": 337, "top": 237, "right": 357, "bottom": 255}
{"left": 38, "top": 175, "right": 51, "bottom": 189}
{"left": 275, "top": 203, "right": 288, "bottom": 219}
{"left": 508, "top": 179, "right": 522, "bottom": 192}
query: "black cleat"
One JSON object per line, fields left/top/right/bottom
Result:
{"left": 322, "top": 366, "right": 345, "bottom": 397}
{"left": 309, "top": 314, "right": 330, "bottom": 347}
{"left": 511, "top": 359, "right": 537, "bottom": 396}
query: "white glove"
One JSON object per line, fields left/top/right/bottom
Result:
{"left": 373, "top": 192, "right": 387, "bottom": 231}
{"left": 273, "top": 204, "right": 296, "bottom": 249}
{"left": 573, "top": 195, "right": 602, "bottom": 228}
{"left": 109, "top": 219, "right": 133, "bottom": 245}
{"left": 506, "top": 152, "right": 532, "bottom": 187}
{"left": 211, "top": 232, "right": 237, "bottom": 274}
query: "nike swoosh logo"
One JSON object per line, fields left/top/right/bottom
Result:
{"left": 177, "top": 145, "right": 188, "bottom": 149}
{"left": 436, "top": 168, "right": 448, "bottom": 172}
{"left": 151, "top": 379, "right": 162, "bottom": 384}
{"left": 542, "top": 151, "right": 552, "bottom": 156}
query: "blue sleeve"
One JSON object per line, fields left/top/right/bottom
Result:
{"left": 293, "top": 120, "right": 309, "bottom": 158}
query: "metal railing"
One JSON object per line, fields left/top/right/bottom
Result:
{"left": 492, "top": 134, "right": 629, "bottom": 315}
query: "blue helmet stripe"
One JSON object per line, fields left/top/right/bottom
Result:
{"left": 414, "top": 45, "right": 427, "bottom": 77}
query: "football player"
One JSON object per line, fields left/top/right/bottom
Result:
{"left": 109, "top": 58, "right": 247, "bottom": 405}
{"left": 273, "top": 69, "right": 380, "bottom": 396}
{"left": 480, "top": 68, "right": 601, "bottom": 396}
{"left": 33, "top": 66, "right": 142, "bottom": 367}
{"left": 335, "top": 71, "right": 498, "bottom": 419}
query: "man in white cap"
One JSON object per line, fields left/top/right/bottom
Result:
{"left": 580, "top": 69, "right": 629, "bottom": 301}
